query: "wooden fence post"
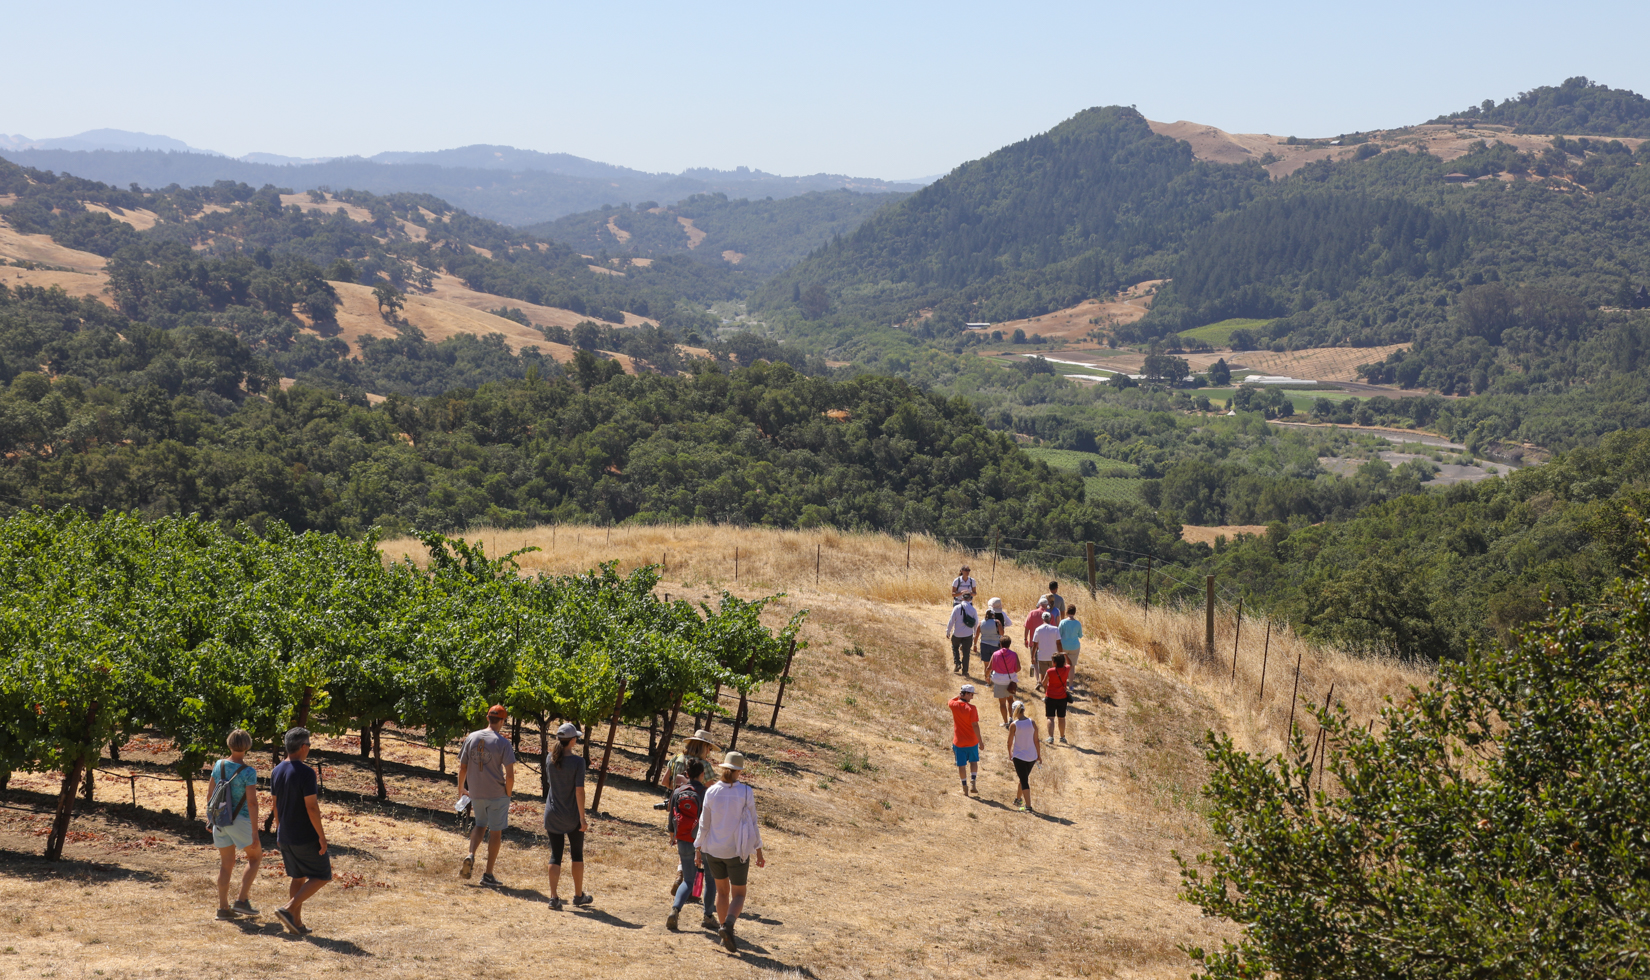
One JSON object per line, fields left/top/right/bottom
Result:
{"left": 1285, "top": 642, "right": 1304, "bottom": 742}
{"left": 1257, "top": 619, "right": 1272, "bottom": 701}
{"left": 906, "top": 534, "right": 911, "bottom": 571}
{"left": 735, "top": 547, "right": 739, "bottom": 583}
{"left": 1205, "top": 576, "right": 1216, "bottom": 658}
{"left": 1230, "top": 600, "right": 1244, "bottom": 680}
{"left": 588, "top": 676, "right": 628, "bottom": 815}
{"left": 769, "top": 638, "right": 799, "bottom": 728}
{"left": 815, "top": 543, "right": 821, "bottom": 587}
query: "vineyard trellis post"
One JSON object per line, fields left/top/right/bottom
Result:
{"left": 769, "top": 638, "right": 798, "bottom": 728}
{"left": 588, "top": 676, "right": 628, "bottom": 815}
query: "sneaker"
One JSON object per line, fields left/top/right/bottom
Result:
{"left": 274, "top": 907, "right": 299, "bottom": 934}
{"left": 549, "top": 897, "right": 564, "bottom": 911}
{"left": 1059, "top": 737, "right": 1068, "bottom": 744}
{"left": 666, "top": 910, "right": 680, "bottom": 932}
{"left": 970, "top": 781, "right": 978, "bottom": 795}
{"left": 480, "top": 872, "right": 501, "bottom": 888}
{"left": 232, "top": 900, "right": 259, "bottom": 917}
{"left": 1045, "top": 736, "right": 1054, "bottom": 744}
{"left": 216, "top": 908, "right": 238, "bottom": 921}
{"left": 459, "top": 855, "right": 474, "bottom": 879}
{"left": 573, "top": 892, "right": 594, "bottom": 907}
{"left": 701, "top": 914, "right": 719, "bottom": 930}
{"left": 720, "top": 922, "right": 738, "bottom": 952}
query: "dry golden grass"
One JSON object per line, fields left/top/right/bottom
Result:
{"left": 2, "top": 524, "right": 1427, "bottom": 979}
{"left": 1230, "top": 343, "right": 1409, "bottom": 383}
{"left": 0, "top": 221, "right": 108, "bottom": 274}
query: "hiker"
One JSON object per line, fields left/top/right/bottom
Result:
{"left": 271, "top": 727, "right": 330, "bottom": 935}
{"left": 1006, "top": 701, "right": 1042, "bottom": 813}
{"left": 1031, "top": 611, "right": 1064, "bottom": 690}
{"left": 952, "top": 565, "right": 976, "bottom": 604}
{"left": 949, "top": 683, "right": 983, "bottom": 796}
{"left": 1044, "top": 654, "right": 1072, "bottom": 744}
{"left": 666, "top": 759, "right": 718, "bottom": 932}
{"left": 695, "top": 751, "right": 766, "bottom": 953}
{"left": 977, "top": 597, "right": 1010, "bottom": 673}
{"left": 1023, "top": 597, "right": 1050, "bottom": 649}
{"left": 988, "top": 639, "right": 1022, "bottom": 725}
{"left": 209, "top": 728, "right": 262, "bottom": 920}
{"left": 1043, "top": 581, "right": 1066, "bottom": 620}
{"left": 946, "top": 599, "right": 979, "bottom": 674}
{"left": 543, "top": 722, "right": 593, "bottom": 910}
{"left": 457, "top": 704, "right": 516, "bottom": 887}
{"left": 658, "top": 729, "right": 720, "bottom": 795}
{"left": 1060, "top": 604, "right": 1084, "bottom": 677}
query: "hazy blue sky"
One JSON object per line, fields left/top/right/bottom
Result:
{"left": 6, "top": 0, "right": 1648, "bottom": 178}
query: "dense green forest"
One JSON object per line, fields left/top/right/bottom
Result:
{"left": 1431, "top": 76, "right": 1650, "bottom": 137}
{"left": 527, "top": 190, "right": 904, "bottom": 276}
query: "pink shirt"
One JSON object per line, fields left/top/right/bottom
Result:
{"left": 989, "top": 647, "right": 1021, "bottom": 676}
{"left": 1024, "top": 606, "right": 1050, "bottom": 643}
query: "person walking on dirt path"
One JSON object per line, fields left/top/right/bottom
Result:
{"left": 1043, "top": 654, "right": 1072, "bottom": 744}
{"left": 989, "top": 639, "right": 1022, "bottom": 725}
{"left": 952, "top": 565, "right": 977, "bottom": 604}
{"left": 1042, "top": 582, "right": 1066, "bottom": 620}
{"left": 1006, "top": 702, "right": 1043, "bottom": 813}
{"left": 209, "top": 728, "right": 262, "bottom": 920}
{"left": 946, "top": 599, "right": 979, "bottom": 674}
{"left": 949, "top": 684, "right": 984, "bottom": 796}
{"left": 1032, "top": 611, "right": 1064, "bottom": 690}
{"left": 977, "top": 598, "right": 1010, "bottom": 674}
{"left": 656, "top": 729, "right": 719, "bottom": 808}
{"left": 696, "top": 751, "right": 766, "bottom": 953}
{"left": 544, "top": 722, "right": 593, "bottom": 911}
{"left": 1059, "top": 604, "right": 1084, "bottom": 680}
{"left": 271, "top": 727, "right": 330, "bottom": 935}
{"left": 457, "top": 704, "right": 516, "bottom": 888}
{"left": 666, "top": 759, "right": 718, "bottom": 932}
{"left": 1023, "top": 597, "right": 1050, "bottom": 649}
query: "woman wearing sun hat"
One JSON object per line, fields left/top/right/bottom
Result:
{"left": 695, "top": 750, "right": 766, "bottom": 952}
{"left": 660, "top": 729, "right": 720, "bottom": 792}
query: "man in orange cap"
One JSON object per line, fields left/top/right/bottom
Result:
{"left": 457, "top": 704, "right": 516, "bottom": 887}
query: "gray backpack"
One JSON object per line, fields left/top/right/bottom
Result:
{"left": 208, "top": 762, "right": 251, "bottom": 828}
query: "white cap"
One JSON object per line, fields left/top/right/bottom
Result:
{"left": 1010, "top": 700, "right": 1025, "bottom": 712}
{"left": 988, "top": 597, "right": 1003, "bottom": 610}
{"left": 959, "top": 683, "right": 976, "bottom": 694}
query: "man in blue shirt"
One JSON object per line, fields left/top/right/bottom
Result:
{"left": 271, "top": 727, "right": 331, "bottom": 935}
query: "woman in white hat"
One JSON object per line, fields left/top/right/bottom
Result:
{"left": 694, "top": 750, "right": 766, "bottom": 953}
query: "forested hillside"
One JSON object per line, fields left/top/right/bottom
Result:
{"left": 1431, "top": 76, "right": 1650, "bottom": 137}
{"left": 527, "top": 190, "right": 904, "bottom": 275}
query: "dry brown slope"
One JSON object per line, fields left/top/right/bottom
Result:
{"left": 0, "top": 526, "right": 1425, "bottom": 980}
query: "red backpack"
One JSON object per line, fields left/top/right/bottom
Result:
{"left": 669, "top": 785, "right": 702, "bottom": 841}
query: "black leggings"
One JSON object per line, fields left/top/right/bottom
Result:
{"left": 548, "top": 830, "right": 585, "bottom": 865}
{"left": 1013, "top": 757, "right": 1035, "bottom": 790}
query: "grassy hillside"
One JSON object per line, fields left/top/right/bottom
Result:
{"left": 0, "top": 522, "right": 1427, "bottom": 979}
{"left": 1431, "top": 76, "right": 1650, "bottom": 137}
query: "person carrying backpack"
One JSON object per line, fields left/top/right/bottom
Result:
{"left": 665, "top": 759, "right": 717, "bottom": 932}
{"left": 977, "top": 598, "right": 1011, "bottom": 674}
{"left": 208, "top": 728, "right": 262, "bottom": 921}
{"left": 695, "top": 751, "right": 766, "bottom": 953}
{"left": 457, "top": 704, "right": 516, "bottom": 888}
{"left": 946, "top": 600, "right": 979, "bottom": 674}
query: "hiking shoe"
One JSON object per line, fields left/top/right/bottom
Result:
{"left": 480, "top": 872, "right": 501, "bottom": 888}
{"left": 459, "top": 855, "right": 474, "bottom": 879}
{"left": 670, "top": 871, "right": 683, "bottom": 897}
{"left": 1045, "top": 736, "right": 1054, "bottom": 744}
{"left": 216, "top": 908, "right": 238, "bottom": 921}
{"left": 574, "top": 892, "right": 594, "bottom": 907}
{"left": 666, "top": 910, "right": 681, "bottom": 932}
{"left": 1059, "top": 737, "right": 1068, "bottom": 744}
{"left": 232, "top": 900, "right": 259, "bottom": 917}
{"left": 549, "top": 897, "right": 564, "bottom": 911}
{"left": 970, "top": 781, "right": 978, "bottom": 795}
{"left": 701, "top": 914, "right": 719, "bottom": 930}
{"left": 274, "top": 907, "right": 299, "bottom": 934}
{"left": 720, "top": 922, "right": 738, "bottom": 952}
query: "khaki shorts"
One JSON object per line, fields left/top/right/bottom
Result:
{"left": 993, "top": 681, "right": 1014, "bottom": 699}
{"left": 702, "top": 853, "right": 751, "bottom": 887}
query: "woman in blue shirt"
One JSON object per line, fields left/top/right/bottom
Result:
{"left": 209, "top": 728, "right": 263, "bottom": 920}
{"left": 1059, "top": 604, "right": 1084, "bottom": 679}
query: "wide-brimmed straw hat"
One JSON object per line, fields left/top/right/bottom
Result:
{"left": 716, "top": 751, "right": 747, "bottom": 772}
{"left": 684, "top": 729, "right": 720, "bottom": 752}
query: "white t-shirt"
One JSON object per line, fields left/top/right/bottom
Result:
{"left": 946, "top": 603, "right": 977, "bottom": 637}
{"left": 1032, "top": 623, "right": 1063, "bottom": 662}
{"left": 952, "top": 576, "right": 977, "bottom": 598}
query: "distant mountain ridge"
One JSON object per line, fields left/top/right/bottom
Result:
{"left": 0, "top": 131, "right": 925, "bottom": 226}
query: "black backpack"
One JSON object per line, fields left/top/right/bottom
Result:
{"left": 961, "top": 607, "right": 977, "bottom": 629}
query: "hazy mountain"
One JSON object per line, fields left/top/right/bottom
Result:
{"left": 0, "top": 128, "right": 222, "bottom": 154}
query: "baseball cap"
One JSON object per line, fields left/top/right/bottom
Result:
{"left": 556, "top": 722, "right": 582, "bottom": 739}
{"left": 487, "top": 704, "right": 508, "bottom": 720}
{"left": 1042, "top": 612, "right": 1053, "bottom": 622}
{"left": 1010, "top": 700, "right": 1025, "bottom": 712}
{"left": 959, "top": 683, "right": 976, "bottom": 694}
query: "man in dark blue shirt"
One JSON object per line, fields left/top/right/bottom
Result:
{"left": 270, "top": 727, "right": 330, "bottom": 934}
